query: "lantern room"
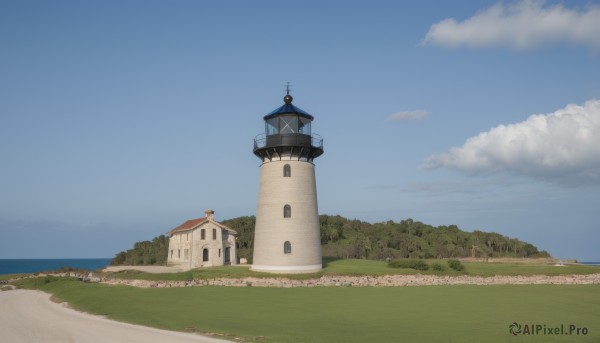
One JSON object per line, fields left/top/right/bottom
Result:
{"left": 253, "top": 93, "right": 323, "bottom": 161}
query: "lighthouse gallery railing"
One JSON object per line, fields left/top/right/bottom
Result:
{"left": 254, "top": 133, "right": 323, "bottom": 150}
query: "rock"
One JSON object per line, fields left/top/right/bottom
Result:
{"left": 87, "top": 272, "right": 600, "bottom": 289}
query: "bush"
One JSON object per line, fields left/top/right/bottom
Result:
{"left": 388, "top": 259, "right": 429, "bottom": 270}
{"left": 447, "top": 259, "right": 464, "bottom": 271}
{"left": 411, "top": 260, "right": 429, "bottom": 271}
{"left": 44, "top": 275, "right": 58, "bottom": 284}
{"left": 431, "top": 262, "right": 446, "bottom": 272}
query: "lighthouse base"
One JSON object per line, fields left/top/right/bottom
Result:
{"left": 250, "top": 263, "right": 322, "bottom": 274}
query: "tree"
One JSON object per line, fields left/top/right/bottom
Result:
{"left": 110, "top": 235, "right": 169, "bottom": 266}
{"left": 110, "top": 215, "right": 551, "bottom": 265}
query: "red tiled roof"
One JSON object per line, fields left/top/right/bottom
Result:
{"left": 166, "top": 217, "right": 208, "bottom": 235}
{"left": 166, "top": 216, "right": 238, "bottom": 236}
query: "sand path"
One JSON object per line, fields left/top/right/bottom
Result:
{"left": 0, "top": 290, "right": 231, "bottom": 343}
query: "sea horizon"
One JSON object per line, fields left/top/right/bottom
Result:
{"left": 0, "top": 257, "right": 111, "bottom": 260}
{"left": 0, "top": 258, "right": 112, "bottom": 275}
{"left": 2, "top": 258, "right": 599, "bottom": 275}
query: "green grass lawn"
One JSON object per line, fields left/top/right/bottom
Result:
{"left": 102, "top": 258, "right": 600, "bottom": 281}
{"left": 15, "top": 277, "right": 600, "bottom": 343}
{"left": 103, "top": 266, "right": 323, "bottom": 281}
{"left": 463, "top": 262, "right": 599, "bottom": 276}
{"left": 324, "top": 258, "right": 600, "bottom": 277}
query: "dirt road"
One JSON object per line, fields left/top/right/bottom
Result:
{"left": 0, "top": 290, "right": 230, "bottom": 343}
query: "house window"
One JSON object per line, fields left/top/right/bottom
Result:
{"left": 283, "top": 164, "right": 291, "bottom": 177}
{"left": 219, "top": 249, "right": 221, "bottom": 257}
{"left": 186, "top": 233, "right": 189, "bottom": 241}
{"left": 170, "top": 250, "right": 173, "bottom": 259}
{"left": 203, "top": 248, "right": 209, "bottom": 262}
{"left": 284, "top": 241, "right": 291, "bottom": 254}
{"left": 284, "top": 204, "right": 291, "bottom": 218}
{"left": 201, "top": 229, "right": 205, "bottom": 240}
{"left": 212, "top": 228, "right": 216, "bottom": 240}
{"left": 178, "top": 249, "right": 181, "bottom": 258}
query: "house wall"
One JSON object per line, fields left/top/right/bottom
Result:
{"left": 224, "top": 230, "right": 237, "bottom": 265}
{"left": 167, "top": 232, "right": 193, "bottom": 269}
{"left": 167, "top": 222, "right": 237, "bottom": 270}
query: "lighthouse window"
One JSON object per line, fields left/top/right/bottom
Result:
{"left": 283, "top": 164, "right": 291, "bottom": 177}
{"left": 280, "top": 115, "right": 298, "bottom": 134}
{"left": 284, "top": 204, "right": 291, "bottom": 218}
{"left": 299, "top": 117, "right": 311, "bottom": 135}
{"left": 267, "top": 118, "right": 278, "bottom": 135}
{"left": 284, "top": 241, "right": 291, "bottom": 254}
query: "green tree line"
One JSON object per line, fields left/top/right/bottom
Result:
{"left": 317, "top": 215, "right": 549, "bottom": 260}
{"left": 110, "top": 235, "right": 169, "bottom": 266}
{"left": 111, "top": 215, "right": 550, "bottom": 265}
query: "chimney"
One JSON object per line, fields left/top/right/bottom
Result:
{"left": 205, "top": 209, "right": 215, "bottom": 221}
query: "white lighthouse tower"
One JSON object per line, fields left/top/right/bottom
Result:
{"left": 251, "top": 89, "right": 324, "bottom": 273}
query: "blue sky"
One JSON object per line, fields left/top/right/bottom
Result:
{"left": 1, "top": 0, "right": 599, "bottom": 260}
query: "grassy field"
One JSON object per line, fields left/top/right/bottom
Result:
{"left": 312, "top": 258, "right": 598, "bottom": 277}
{"left": 102, "top": 258, "right": 600, "bottom": 281}
{"left": 103, "top": 267, "right": 322, "bottom": 281}
{"left": 462, "top": 262, "right": 599, "bottom": 277}
{"left": 10, "top": 259, "right": 599, "bottom": 341}
{"left": 14, "top": 276, "right": 600, "bottom": 343}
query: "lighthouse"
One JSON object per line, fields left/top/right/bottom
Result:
{"left": 251, "top": 89, "right": 324, "bottom": 273}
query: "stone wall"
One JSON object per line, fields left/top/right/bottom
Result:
{"left": 6, "top": 272, "right": 600, "bottom": 289}
{"left": 99, "top": 273, "right": 600, "bottom": 288}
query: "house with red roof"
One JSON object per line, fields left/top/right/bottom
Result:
{"left": 166, "top": 209, "right": 237, "bottom": 270}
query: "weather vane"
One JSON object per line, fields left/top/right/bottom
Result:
{"left": 285, "top": 82, "right": 291, "bottom": 96}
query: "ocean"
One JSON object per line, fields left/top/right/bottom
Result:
{"left": 0, "top": 258, "right": 112, "bottom": 275}
{"left": 1, "top": 259, "right": 598, "bottom": 275}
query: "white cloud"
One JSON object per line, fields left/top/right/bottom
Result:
{"left": 422, "top": 0, "right": 600, "bottom": 51}
{"left": 425, "top": 99, "right": 600, "bottom": 186}
{"left": 386, "top": 110, "right": 428, "bottom": 122}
